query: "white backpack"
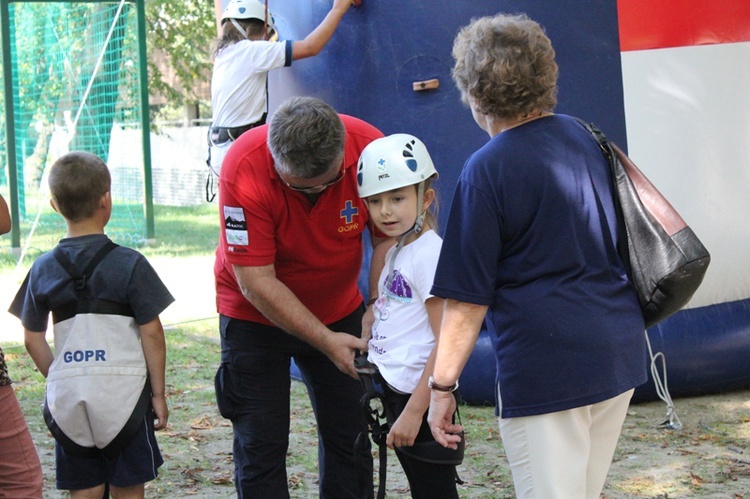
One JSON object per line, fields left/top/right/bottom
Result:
{"left": 45, "top": 242, "right": 150, "bottom": 458}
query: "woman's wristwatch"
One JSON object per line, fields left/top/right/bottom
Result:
{"left": 428, "top": 376, "right": 459, "bottom": 392}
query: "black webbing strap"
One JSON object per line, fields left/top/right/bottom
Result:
{"left": 53, "top": 241, "right": 118, "bottom": 293}
{"left": 354, "top": 355, "right": 390, "bottom": 499}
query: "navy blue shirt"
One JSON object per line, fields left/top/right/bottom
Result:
{"left": 10, "top": 234, "right": 174, "bottom": 331}
{"left": 432, "top": 114, "right": 647, "bottom": 418}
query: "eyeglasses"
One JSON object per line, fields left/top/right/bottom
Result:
{"left": 284, "top": 168, "right": 346, "bottom": 194}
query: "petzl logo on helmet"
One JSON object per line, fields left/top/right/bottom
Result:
{"left": 376, "top": 157, "right": 390, "bottom": 181}
{"left": 377, "top": 158, "right": 387, "bottom": 173}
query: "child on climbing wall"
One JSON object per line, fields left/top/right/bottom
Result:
{"left": 207, "top": 0, "right": 361, "bottom": 200}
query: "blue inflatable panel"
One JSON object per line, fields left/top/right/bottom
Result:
{"left": 267, "top": 1, "right": 750, "bottom": 407}
{"left": 457, "top": 299, "right": 750, "bottom": 406}
{"left": 291, "top": 359, "right": 302, "bottom": 381}
{"left": 268, "top": 0, "right": 627, "bottom": 232}
{"left": 632, "top": 299, "right": 750, "bottom": 402}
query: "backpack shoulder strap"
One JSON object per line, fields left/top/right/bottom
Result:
{"left": 53, "top": 241, "right": 118, "bottom": 291}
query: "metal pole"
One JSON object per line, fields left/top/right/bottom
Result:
{"left": 1, "top": 0, "right": 21, "bottom": 251}
{"left": 135, "top": 0, "right": 154, "bottom": 242}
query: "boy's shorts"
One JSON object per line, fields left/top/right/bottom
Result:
{"left": 55, "top": 410, "right": 164, "bottom": 490}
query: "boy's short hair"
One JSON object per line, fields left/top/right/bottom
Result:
{"left": 268, "top": 96, "right": 345, "bottom": 179}
{"left": 48, "top": 151, "right": 111, "bottom": 222}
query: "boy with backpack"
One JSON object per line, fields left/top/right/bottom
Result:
{"left": 10, "top": 151, "right": 174, "bottom": 498}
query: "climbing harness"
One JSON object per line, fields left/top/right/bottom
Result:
{"left": 355, "top": 354, "right": 465, "bottom": 498}
{"left": 355, "top": 355, "right": 390, "bottom": 499}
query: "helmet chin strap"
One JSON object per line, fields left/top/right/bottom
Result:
{"left": 230, "top": 18, "right": 249, "bottom": 40}
{"left": 384, "top": 181, "right": 427, "bottom": 291}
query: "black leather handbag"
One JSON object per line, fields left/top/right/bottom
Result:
{"left": 579, "top": 120, "right": 711, "bottom": 328}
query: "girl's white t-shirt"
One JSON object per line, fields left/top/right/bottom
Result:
{"left": 211, "top": 40, "right": 291, "bottom": 128}
{"left": 369, "top": 229, "right": 442, "bottom": 393}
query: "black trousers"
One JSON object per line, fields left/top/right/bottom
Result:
{"left": 381, "top": 386, "right": 460, "bottom": 499}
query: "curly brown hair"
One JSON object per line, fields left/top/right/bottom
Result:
{"left": 451, "top": 13, "right": 558, "bottom": 119}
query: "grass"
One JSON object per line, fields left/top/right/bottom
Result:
{"left": 6, "top": 317, "right": 512, "bottom": 497}
{"left": 0, "top": 203, "right": 219, "bottom": 270}
{"left": 4, "top": 203, "right": 749, "bottom": 497}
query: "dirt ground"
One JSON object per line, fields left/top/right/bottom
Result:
{"left": 162, "top": 387, "right": 750, "bottom": 498}
{"left": 606, "top": 390, "right": 750, "bottom": 498}
{"left": 27, "top": 383, "right": 749, "bottom": 498}
{"left": 6, "top": 256, "right": 749, "bottom": 497}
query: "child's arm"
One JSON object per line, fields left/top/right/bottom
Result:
{"left": 0, "top": 193, "right": 11, "bottom": 235}
{"left": 140, "top": 317, "right": 168, "bottom": 431}
{"left": 292, "top": 0, "right": 357, "bottom": 60}
{"left": 361, "top": 236, "right": 395, "bottom": 342}
{"left": 385, "top": 296, "right": 444, "bottom": 449}
{"left": 24, "top": 330, "right": 54, "bottom": 378}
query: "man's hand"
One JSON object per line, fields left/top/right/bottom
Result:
{"left": 361, "top": 304, "right": 375, "bottom": 343}
{"left": 320, "top": 332, "right": 368, "bottom": 379}
{"left": 427, "top": 390, "right": 463, "bottom": 449}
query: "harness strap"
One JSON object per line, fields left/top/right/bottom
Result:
{"left": 208, "top": 114, "right": 267, "bottom": 146}
{"left": 355, "top": 355, "right": 390, "bottom": 498}
{"left": 53, "top": 241, "right": 118, "bottom": 292}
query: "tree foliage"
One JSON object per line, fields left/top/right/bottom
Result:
{"left": 145, "top": 0, "right": 216, "bottom": 108}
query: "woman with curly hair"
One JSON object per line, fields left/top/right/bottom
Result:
{"left": 427, "top": 13, "right": 647, "bottom": 498}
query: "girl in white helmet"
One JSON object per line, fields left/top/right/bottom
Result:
{"left": 207, "top": 0, "right": 360, "bottom": 199}
{"left": 357, "top": 134, "right": 462, "bottom": 498}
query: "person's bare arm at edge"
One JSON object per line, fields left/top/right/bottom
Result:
{"left": 0, "top": 193, "right": 11, "bottom": 235}
{"left": 292, "top": 0, "right": 358, "bottom": 60}
{"left": 233, "top": 263, "right": 367, "bottom": 379}
{"left": 361, "top": 236, "right": 395, "bottom": 343}
{"left": 428, "top": 298, "right": 488, "bottom": 449}
{"left": 24, "top": 330, "right": 54, "bottom": 378}
{"left": 140, "top": 317, "right": 169, "bottom": 431}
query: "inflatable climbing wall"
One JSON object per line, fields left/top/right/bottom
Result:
{"left": 219, "top": 0, "right": 750, "bottom": 404}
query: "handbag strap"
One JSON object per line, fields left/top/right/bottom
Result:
{"left": 574, "top": 118, "right": 632, "bottom": 275}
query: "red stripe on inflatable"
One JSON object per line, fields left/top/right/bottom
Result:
{"left": 618, "top": 0, "right": 750, "bottom": 51}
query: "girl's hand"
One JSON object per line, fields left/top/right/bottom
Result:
{"left": 386, "top": 410, "right": 421, "bottom": 449}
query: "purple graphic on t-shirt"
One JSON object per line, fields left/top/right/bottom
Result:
{"left": 385, "top": 270, "right": 412, "bottom": 303}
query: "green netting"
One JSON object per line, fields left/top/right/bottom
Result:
{"left": 1, "top": 0, "right": 149, "bottom": 261}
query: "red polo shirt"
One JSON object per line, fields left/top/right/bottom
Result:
{"left": 214, "top": 115, "right": 384, "bottom": 325}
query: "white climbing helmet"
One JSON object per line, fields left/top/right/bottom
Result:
{"left": 221, "top": 0, "right": 275, "bottom": 32}
{"left": 357, "top": 134, "right": 438, "bottom": 199}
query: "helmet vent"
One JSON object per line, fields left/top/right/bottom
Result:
{"left": 403, "top": 140, "right": 417, "bottom": 171}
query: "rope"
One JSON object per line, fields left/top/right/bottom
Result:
{"left": 644, "top": 329, "right": 683, "bottom": 430}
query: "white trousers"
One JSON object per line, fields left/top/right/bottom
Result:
{"left": 497, "top": 388, "right": 634, "bottom": 499}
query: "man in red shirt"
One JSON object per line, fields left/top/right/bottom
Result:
{"left": 214, "top": 96, "right": 385, "bottom": 497}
